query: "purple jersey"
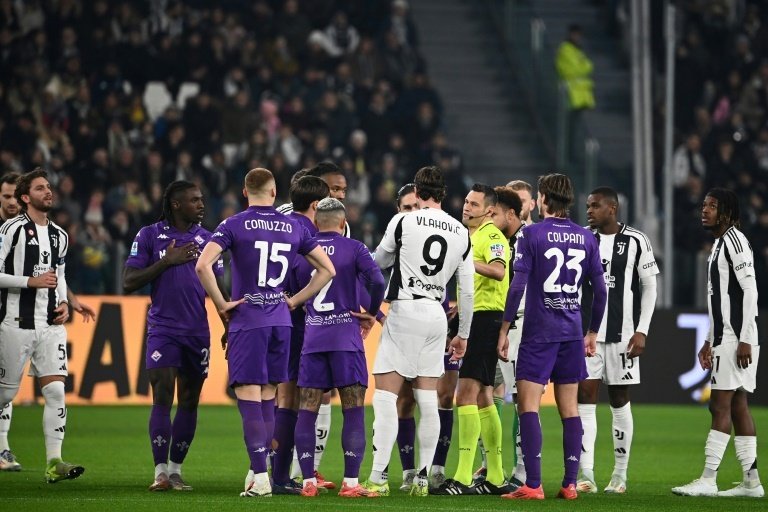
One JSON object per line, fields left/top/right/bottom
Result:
{"left": 210, "top": 206, "right": 318, "bottom": 332}
{"left": 506, "top": 217, "right": 605, "bottom": 343}
{"left": 286, "top": 212, "right": 319, "bottom": 330}
{"left": 125, "top": 221, "right": 223, "bottom": 336}
{"left": 297, "top": 232, "right": 385, "bottom": 353}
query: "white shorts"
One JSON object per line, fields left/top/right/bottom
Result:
{"left": 586, "top": 340, "right": 640, "bottom": 385}
{"left": 499, "top": 315, "right": 523, "bottom": 393}
{"left": 711, "top": 341, "right": 760, "bottom": 393}
{"left": 373, "top": 300, "right": 447, "bottom": 379}
{"left": 0, "top": 322, "right": 68, "bottom": 388}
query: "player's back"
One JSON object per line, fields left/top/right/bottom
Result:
{"left": 518, "top": 217, "right": 602, "bottom": 343}
{"left": 211, "top": 205, "right": 316, "bottom": 331}
{"left": 381, "top": 207, "right": 471, "bottom": 303}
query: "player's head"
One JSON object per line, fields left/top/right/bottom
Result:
{"left": 537, "top": 173, "right": 573, "bottom": 218}
{"left": 290, "top": 176, "right": 330, "bottom": 213}
{"left": 586, "top": 186, "right": 618, "bottom": 230}
{"left": 413, "top": 165, "right": 446, "bottom": 203}
{"left": 0, "top": 172, "right": 20, "bottom": 220}
{"left": 703, "top": 187, "right": 741, "bottom": 233}
{"left": 492, "top": 186, "right": 522, "bottom": 236}
{"left": 315, "top": 197, "right": 346, "bottom": 233}
{"left": 289, "top": 168, "right": 311, "bottom": 187}
{"left": 506, "top": 179, "right": 535, "bottom": 222}
{"left": 396, "top": 183, "right": 418, "bottom": 212}
{"left": 15, "top": 168, "right": 52, "bottom": 213}
{"left": 463, "top": 183, "right": 497, "bottom": 228}
{"left": 160, "top": 180, "right": 203, "bottom": 224}
{"left": 244, "top": 167, "right": 277, "bottom": 203}
{"left": 307, "top": 161, "right": 347, "bottom": 200}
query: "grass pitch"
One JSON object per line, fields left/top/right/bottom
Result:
{"left": 3, "top": 404, "right": 766, "bottom": 511}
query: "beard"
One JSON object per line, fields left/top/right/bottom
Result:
{"left": 29, "top": 197, "right": 52, "bottom": 212}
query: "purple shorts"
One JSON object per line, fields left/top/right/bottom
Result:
{"left": 146, "top": 332, "right": 210, "bottom": 378}
{"left": 444, "top": 353, "right": 462, "bottom": 372}
{"left": 227, "top": 326, "right": 291, "bottom": 387}
{"left": 288, "top": 327, "right": 305, "bottom": 382}
{"left": 297, "top": 351, "right": 368, "bottom": 391}
{"left": 516, "top": 339, "right": 587, "bottom": 385}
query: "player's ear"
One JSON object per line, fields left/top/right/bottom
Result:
{"left": 311, "top": 200, "right": 319, "bottom": 213}
{"left": 242, "top": 187, "right": 247, "bottom": 198}
{"left": 338, "top": 216, "right": 345, "bottom": 230}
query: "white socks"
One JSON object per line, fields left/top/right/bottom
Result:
{"left": 734, "top": 435, "right": 760, "bottom": 483}
{"left": 578, "top": 403, "right": 597, "bottom": 480}
{"left": 611, "top": 402, "right": 633, "bottom": 478}
{"left": 702, "top": 429, "right": 730, "bottom": 479}
{"left": 315, "top": 403, "right": 331, "bottom": 471}
{"left": 0, "top": 401, "right": 11, "bottom": 451}
{"left": 41, "top": 381, "right": 66, "bottom": 462}
{"left": 168, "top": 461, "right": 182, "bottom": 476}
{"left": 155, "top": 463, "right": 168, "bottom": 478}
{"left": 370, "top": 389, "right": 398, "bottom": 483}
{"left": 413, "top": 389, "right": 439, "bottom": 475}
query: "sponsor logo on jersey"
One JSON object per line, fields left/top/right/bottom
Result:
{"left": 489, "top": 243, "right": 505, "bottom": 259}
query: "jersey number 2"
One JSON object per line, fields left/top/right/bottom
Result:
{"left": 543, "top": 247, "right": 585, "bottom": 293}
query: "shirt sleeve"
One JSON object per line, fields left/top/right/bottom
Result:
{"left": 633, "top": 232, "right": 659, "bottom": 279}
{"left": 724, "top": 231, "right": 755, "bottom": 283}
{"left": 373, "top": 214, "right": 403, "bottom": 270}
{"left": 297, "top": 224, "right": 318, "bottom": 256}
{"left": 482, "top": 230, "right": 509, "bottom": 267}
{"left": 208, "top": 219, "right": 233, "bottom": 252}
{"left": 124, "top": 226, "right": 153, "bottom": 269}
{"left": 0, "top": 223, "right": 29, "bottom": 288}
{"left": 512, "top": 230, "right": 532, "bottom": 275}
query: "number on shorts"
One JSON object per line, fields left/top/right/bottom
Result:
{"left": 543, "top": 247, "right": 585, "bottom": 293}
{"left": 57, "top": 344, "right": 66, "bottom": 361}
{"left": 201, "top": 348, "right": 210, "bottom": 366}
{"left": 620, "top": 352, "right": 635, "bottom": 370}
{"left": 420, "top": 234, "right": 448, "bottom": 276}
{"left": 714, "top": 355, "right": 720, "bottom": 373}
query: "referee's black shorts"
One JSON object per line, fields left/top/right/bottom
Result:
{"left": 459, "top": 310, "right": 503, "bottom": 386}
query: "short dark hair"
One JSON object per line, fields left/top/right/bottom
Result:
{"left": 15, "top": 168, "right": 48, "bottom": 210}
{"left": 289, "top": 168, "right": 311, "bottom": 187}
{"left": 396, "top": 183, "right": 415, "bottom": 207}
{"left": 589, "top": 186, "right": 619, "bottom": 206}
{"left": 306, "top": 161, "right": 345, "bottom": 179}
{"left": 706, "top": 188, "right": 741, "bottom": 229}
{"left": 160, "top": 180, "right": 198, "bottom": 221}
{"left": 470, "top": 183, "right": 497, "bottom": 206}
{"left": 494, "top": 186, "right": 522, "bottom": 218}
{"left": 290, "top": 176, "right": 329, "bottom": 212}
{"left": 538, "top": 173, "right": 574, "bottom": 217}
{"left": 0, "top": 172, "right": 20, "bottom": 187}
{"left": 413, "top": 166, "right": 446, "bottom": 203}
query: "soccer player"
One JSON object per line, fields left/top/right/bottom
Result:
{"left": 0, "top": 172, "right": 96, "bottom": 473}
{"left": 393, "top": 183, "right": 460, "bottom": 491}
{"left": 195, "top": 168, "right": 335, "bottom": 497}
{"left": 123, "top": 180, "right": 223, "bottom": 491}
{"left": 672, "top": 188, "right": 763, "bottom": 498}
{"left": 0, "top": 169, "right": 84, "bottom": 483}
{"left": 577, "top": 187, "right": 659, "bottom": 494}
{"left": 363, "top": 166, "right": 475, "bottom": 496}
{"left": 497, "top": 173, "right": 607, "bottom": 500}
{"left": 279, "top": 162, "right": 348, "bottom": 486}
{"left": 271, "top": 175, "right": 330, "bottom": 494}
{"left": 293, "top": 198, "right": 386, "bottom": 497}
{"left": 431, "top": 184, "right": 510, "bottom": 496}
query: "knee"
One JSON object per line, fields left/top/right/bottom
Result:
{"left": 437, "top": 393, "right": 454, "bottom": 410}
{"left": 397, "top": 395, "right": 416, "bottom": 417}
{"left": 41, "top": 380, "right": 65, "bottom": 404}
{"left": 708, "top": 399, "right": 730, "bottom": 419}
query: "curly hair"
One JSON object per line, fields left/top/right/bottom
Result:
{"left": 706, "top": 187, "right": 741, "bottom": 230}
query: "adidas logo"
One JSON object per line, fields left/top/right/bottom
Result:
{"left": 567, "top": 455, "right": 578, "bottom": 462}
{"left": 344, "top": 451, "right": 357, "bottom": 458}
{"left": 621, "top": 372, "right": 633, "bottom": 381}
{"left": 27, "top": 238, "right": 38, "bottom": 246}
{"left": 300, "top": 452, "right": 312, "bottom": 460}
{"left": 615, "top": 448, "right": 627, "bottom": 454}
{"left": 157, "top": 234, "right": 169, "bottom": 239}
{"left": 711, "top": 376, "right": 717, "bottom": 385}
{"left": 54, "top": 426, "right": 65, "bottom": 433}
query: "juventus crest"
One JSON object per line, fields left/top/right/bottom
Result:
{"left": 616, "top": 241, "right": 627, "bottom": 255}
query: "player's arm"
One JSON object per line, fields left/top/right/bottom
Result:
{"left": 449, "top": 240, "right": 475, "bottom": 360}
{"left": 196, "top": 241, "right": 243, "bottom": 319}
{"left": 0, "top": 225, "right": 56, "bottom": 289}
{"left": 286, "top": 246, "right": 336, "bottom": 309}
{"left": 729, "top": 236, "right": 758, "bottom": 368}
{"left": 627, "top": 274, "right": 657, "bottom": 358}
{"left": 473, "top": 259, "right": 506, "bottom": 281}
{"left": 498, "top": 269, "right": 527, "bottom": 360}
{"left": 66, "top": 287, "right": 96, "bottom": 322}
{"left": 372, "top": 215, "right": 402, "bottom": 270}
{"left": 123, "top": 239, "right": 196, "bottom": 293}
{"left": 583, "top": 240, "right": 607, "bottom": 357}
{"left": 474, "top": 235, "right": 508, "bottom": 281}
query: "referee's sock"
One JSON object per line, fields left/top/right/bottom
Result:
{"left": 453, "top": 405, "right": 480, "bottom": 486}
{"left": 479, "top": 405, "right": 504, "bottom": 486}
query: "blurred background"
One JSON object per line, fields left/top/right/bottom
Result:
{"left": 0, "top": 0, "right": 765, "bottom": 314}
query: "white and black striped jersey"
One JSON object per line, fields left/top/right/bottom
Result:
{"left": 707, "top": 226, "right": 758, "bottom": 346}
{"left": 0, "top": 214, "right": 69, "bottom": 329}
{"left": 374, "top": 207, "right": 475, "bottom": 338}
{"left": 277, "top": 202, "right": 351, "bottom": 238}
{"left": 581, "top": 223, "right": 659, "bottom": 343}
{"left": 508, "top": 225, "right": 527, "bottom": 314}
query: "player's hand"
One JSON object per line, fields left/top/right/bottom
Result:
{"left": 218, "top": 298, "right": 245, "bottom": 321}
{"left": 627, "top": 332, "right": 646, "bottom": 358}
{"left": 73, "top": 300, "right": 97, "bottom": 323}
{"left": 584, "top": 331, "right": 597, "bottom": 357}
{"left": 698, "top": 341, "right": 712, "bottom": 370}
{"left": 28, "top": 269, "right": 57, "bottom": 288}
{"left": 285, "top": 294, "right": 298, "bottom": 311}
{"left": 376, "top": 313, "right": 386, "bottom": 326}
{"left": 351, "top": 310, "right": 376, "bottom": 339}
{"left": 446, "top": 305, "right": 458, "bottom": 321}
{"left": 736, "top": 342, "right": 752, "bottom": 369}
{"left": 52, "top": 302, "right": 69, "bottom": 324}
{"left": 497, "top": 331, "right": 509, "bottom": 362}
{"left": 163, "top": 239, "right": 197, "bottom": 266}
{"left": 448, "top": 336, "right": 467, "bottom": 361}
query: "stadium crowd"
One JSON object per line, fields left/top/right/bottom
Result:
{"left": 0, "top": 0, "right": 467, "bottom": 294}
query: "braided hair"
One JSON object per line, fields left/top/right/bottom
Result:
{"left": 706, "top": 187, "right": 741, "bottom": 230}
{"left": 159, "top": 180, "right": 197, "bottom": 221}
